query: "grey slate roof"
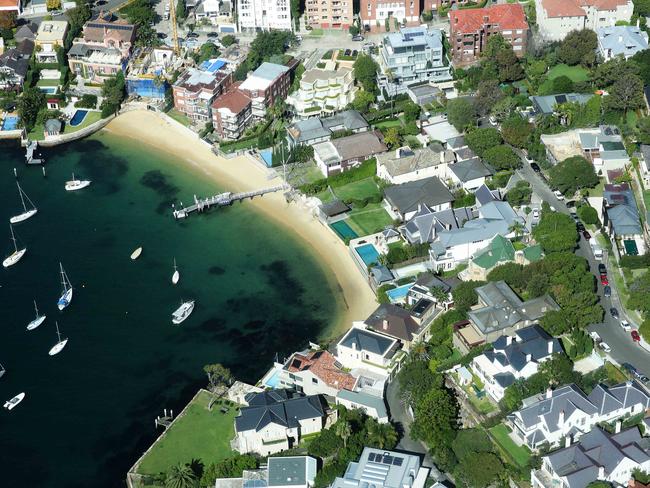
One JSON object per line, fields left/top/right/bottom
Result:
{"left": 14, "top": 24, "right": 38, "bottom": 42}
{"left": 449, "top": 158, "right": 492, "bottom": 182}
{"left": 364, "top": 303, "right": 420, "bottom": 342}
{"left": 338, "top": 327, "right": 395, "bottom": 355}
{"left": 597, "top": 25, "right": 649, "bottom": 59}
{"left": 475, "top": 184, "right": 498, "bottom": 206}
{"left": 446, "top": 135, "right": 466, "bottom": 150}
{"left": 337, "top": 389, "right": 387, "bottom": 418}
{"left": 384, "top": 176, "right": 453, "bottom": 215}
{"left": 235, "top": 390, "right": 325, "bottom": 433}
{"left": 529, "top": 93, "right": 594, "bottom": 114}
{"left": 603, "top": 183, "right": 642, "bottom": 236}
{"left": 267, "top": 456, "right": 317, "bottom": 487}
{"left": 487, "top": 325, "right": 562, "bottom": 373}
{"left": 377, "top": 143, "right": 454, "bottom": 179}
{"left": 287, "top": 110, "right": 368, "bottom": 144}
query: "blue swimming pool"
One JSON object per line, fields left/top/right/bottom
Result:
{"left": 386, "top": 283, "right": 414, "bottom": 302}
{"left": 38, "top": 87, "right": 58, "bottom": 95}
{"left": 70, "top": 110, "right": 88, "bottom": 127}
{"left": 2, "top": 115, "right": 19, "bottom": 131}
{"left": 263, "top": 368, "right": 282, "bottom": 388}
{"left": 355, "top": 243, "right": 381, "bottom": 267}
{"left": 330, "top": 220, "right": 358, "bottom": 240}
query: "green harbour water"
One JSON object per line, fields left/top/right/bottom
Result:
{"left": 0, "top": 132, "right": 341, "bottom": 487}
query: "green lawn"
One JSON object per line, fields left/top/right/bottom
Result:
{"left": 643, "top": 190, "right": 650, "bottom": 209}
{"left": 374, "top": 119, "right": 402, "bottom": 129}
{"left": 36, "top": 78, "right": 61, "bottom": 87}
{"left": 347, "top": 203, "right": 394, "bottom": 235}
{"left": 166, "top": 108, "right": 191, "bottom": 127}
{"left": 27, "top": 122, "right": 45, "bottom": 141}
{"left": 63, "top": 111, "right": 102, "bottom": 134}
{"left": 538, "top": 64, "right": 591, "bottom": 95}
{"left": 332, "top": 177, "right": 381, "bottom": 201}
{"left": 136, "top": 391, "right": 239, "bottom": 476}
{"left": 489, "top": 424, "right": 532, "bottom": 468}
{"left": 310, "top": 28, "right": 324, "bottom": 36}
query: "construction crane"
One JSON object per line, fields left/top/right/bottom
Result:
{"left": 169, "top": 0, "right": 180, "bottom": 56}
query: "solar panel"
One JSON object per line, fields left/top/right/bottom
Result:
{"left": 382, "top": 455, "right": 394, "bottom": 465}
{"left": 555, "top": 95, "right": 567, "bottom": 104}
{"left": 392, "top": 457, "right": 403, "bottom": 466}
{"left": 86, "top": 22, "right": 133, "bottom": 31}
{"left": 368, "top": 453, "right": 377, "bottom": 461}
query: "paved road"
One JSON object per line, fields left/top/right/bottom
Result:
{"left": 385, "top": 378, "right": 446, "bottom": 482}
{"left": 516, "top": 153, "right": 650, "bottom": 377}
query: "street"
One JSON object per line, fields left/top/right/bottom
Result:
{"left": 516, "top": 154, "right": 650, "bottom": 377}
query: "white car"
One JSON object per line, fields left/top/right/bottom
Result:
{"left": 600, "top": 342, "right": 612, "bottom": 353}
{"left": 620, "top": 320, "right": 631, "bottom": 331}
{"left": 532, "top": 208, "right": 540, "bottom": 219}
{"left": 553, "top": 190, "right": 564, "bottom": 201}
{"left": 589, "top": 331, "right": 602, "bottom": 343}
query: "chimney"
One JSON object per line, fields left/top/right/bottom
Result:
{"left": 352, "top": 342, "right": 357, "bottom": 350}
{"left": 526, "top": 353, "right": 532, "bottom": 362}
{"left": 558, "top": 410, "right": 565, "bottom": 426}
{"left": 440, "top": 150, "right": 445, "bottom": 162}
{"left": 506, "top": 336, "right": 513, "bottom": 345}
{"left": 382, "top": 319, "right": 389, "bottom": 330}
{"left": 598, "top": 466, "right": 605, "bottom": 479}
{"left": 564, "top": 435, "right": 572, "bottom": 448}
{"left": 618, "top": 35, "right": 623, "bottom": 43}
{"left": 546, "top": 387, "right": 553, "bottom": 399}
{"left": 548, "top": 340, "right": 554, "bottom": 355}
{"left": 615, "top": 420, "right": 621, "bottom": 433}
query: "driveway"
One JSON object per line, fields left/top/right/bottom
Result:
{"left": 515, "top": 152, "right": 650, "bottom": 377}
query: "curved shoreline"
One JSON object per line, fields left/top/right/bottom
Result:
{"left": 102, "top": 109, "right": 377, "bottom": 339}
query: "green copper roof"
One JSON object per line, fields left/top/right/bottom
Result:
{"left": 472, "top": 235, "right": 515, "bottom": 269}
{"left": 522, "top": 244, "right": 543, "bottom": 262}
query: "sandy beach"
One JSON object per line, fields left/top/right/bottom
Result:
{"left": 103, "top": 109, "right": 377, "bottom": 338}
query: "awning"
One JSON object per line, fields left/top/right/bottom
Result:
{"left": 624, "top": 239, "right": 639, "bottom": 255}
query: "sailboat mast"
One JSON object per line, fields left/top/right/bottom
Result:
{"left": 34, "top": 300, "right": 39, "bottom": 317}
{"left": 55, "top": 322, "right": 61, "bottom": 341}
{"left": 9, "top": 225, "right": 17, "bottom": 252}
{"left": 16, "top": 182, "right": 27, "bottom": 212}
{"left": 60, "top": 263, "right": 66, "bottom": 290}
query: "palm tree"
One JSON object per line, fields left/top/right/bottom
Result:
{"left": 429, "top": 285, "right": 448, "bottom": 304}
{"left": 509, "top": 220, "right": 525, "bottom": 241}
{"left": 336, "top": 420, "right": 352, "bottom": 448}
{"left": 410, "top": 342, "right": 430, "bottom": 361}
{"left": 165, "top": 463, "right": 197, "bottom": 488}
{"left": 366, "top": 419, "right": 398, "bottom": 449}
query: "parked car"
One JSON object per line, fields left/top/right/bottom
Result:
{"left": 352, "top": 35, "right": 364, "bottom": 41}
{"left": 600, "top": 342, "right": 612, "bottom": 353}
{"left": 157, "top": 32, "right": 168, "bottom": 39}
{"left": 532, "top": 208, "right": 540, "bottom": 219}
{"left": 600, "top": 274, "right": 609, "bottom": 285}
{"left": 589, "top": 331, "right": 602, "bottom": 343}
{"left": 610, "top": 307, "right": 619, "bottom": 319}
{"left": 598, "top": 264, "right": 607, "bottom": 274}
{"left": 631, "top": 330, "right": 641, "bottom": 342}
{"left": 604, "top": 285, "right": 611, "bottom": 297}
{"left": 207, "top": 32, "right": 219, "bottom": 37}
{"left": 621, "top": 320, "right": 631, "bottom": 331}
{"left": 622, "top": 363, "right": 637, "bottom": 374}
{"left": 577, "top": 222, "right": 585, "bottom": 232}
{"left": 554, "top": 190, "right": 565, "bottom": 200}
{"left": 187, "top": 32, "right": 200, "bottom": 38}
{"left": 583, "top": 230, "right": 592, "bottom": 240}
{"left": 530, "top": 162, "right": 541, "bottom": 172}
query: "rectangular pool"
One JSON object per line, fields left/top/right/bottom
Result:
{"left": 330, "top": 220, "right": 358, "bottom": 240}
{"left": 2, "top": 115, "right": 19, "bottom": 131}
{"left": 38, "top": 87, "right": 58, "bottom": 95}
{"left": 386, "top": 283, "right": 414, "bottom": 303}
{"left": 355, "top": 243, "right": 380, "bottom": 267}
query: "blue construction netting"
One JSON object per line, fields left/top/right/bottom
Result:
{"left": 126, "top": 78, "right": 168, "bottom": 99}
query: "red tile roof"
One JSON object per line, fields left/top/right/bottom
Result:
{"left": 286, "top": 350, "right": 357, "bottom": 391}
{"left": 450, "top": 4, "right": 529, "bottom": 33}
{"left": 0, "top": 0, "right": 20, "bottom": 8}
{"left": 212, "top": 85, "right": 250, "bottom": 114}
{"left": 579, "top": 0, "right": 629, "bottom": 10}
{"left": 541, "top": 0, "right": 587, "bottom": 17}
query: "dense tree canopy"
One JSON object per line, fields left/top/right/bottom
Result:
{"left": 247, "top": 31, "right": 294, "bottom": 71}
{"left": 481, "top": 34, "right": 524, "bottom": 82}
{"left": 353, "top": 54, "right": 380, "bottom": 94}
{"left": 629, "top": 272, "right": 650, "bottom": 314}
{"left": 558, "top": 29, "right": 598, "bottom": 66}
{"left": 475, "top": 79, "right": 504, "bottom": 116}
{"left": 549, "top": 156, "right": 599, "bottom": 196}
{"left": 606, "top": 75, "right": 646, "bottom": 113}
{"left": 18, "top": 88, "right": 46, "bottom": 131}
{"left": 447, "top": 98, "right": 476, "bottom": 131}
{"left": 506, "top": 180, "right": 532, "bottom": 206}
{"left": 501, "top": 115, "right": 532, "bottom": 148}
{"left": 552, "top": 75, "right": 574, "bottom": 93}
{"left": 100, "top": 72, "right": 127, "bottom": 117}
{"left": 532, "top": 209, "right": 578, "bottom": 253}
{"left": 465, "top": 127, "right": 502, "bottom": 157}
{"left": 451, "top": 280, "right": 486, "bottom": 313}
{"left": 482, "top": 145, "right": 520, "bottom": 170}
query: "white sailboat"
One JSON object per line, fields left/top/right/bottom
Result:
{"left": 48, "top": 321, "right": 68, "bottom": 356}
{"left": 131, "top": 247, "right": 143, "bottom": 260}
{"left": 0, "top": 363, "right": 5, "bottom": 379}
{"left": 172, "top": 300, "right": 194, "bottom": 325}
{"left": 57, "top": 263, "right": 73, "bottom": 311}
{"left": 2, "top": 225, "right": 26, "bottom": 268}
{"left": 9, "top": 182, "right": 37, "bottom": 224}
{"left": 65, "top": 173, "right": 91, "bottom": 191}
{"left": 172, "top": 258, "right": 179, "bottom": 285}
{"left": 4, "top": 392, "right": 25, "bottom": 410}
{"left": 27, "top": 300, "right": 46, "bottom": 331}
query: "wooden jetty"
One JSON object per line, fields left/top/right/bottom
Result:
{"left": 172, "top": 184, "right": 288, "bottom": 219}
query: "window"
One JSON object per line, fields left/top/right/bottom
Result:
{"left": 312, "top": 378, "right": 318, "bottom": 384}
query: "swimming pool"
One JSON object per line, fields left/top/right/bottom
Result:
{"left": 38, "top": 87, "right": 58, "bottom": 95}
{"left": 355, "top": 243, "right": 381, "bottom": 267}
{"left": 70, "top": 110, "right": 88, "bottom": 127}
{"left": 330, "top": 220, "right": 358, "bottom": 240}
{"left": 386, "top": 283, "right": 414, "bottom": 303}
{"left": 1, "top": 115, "right": 19, "bottom": 131}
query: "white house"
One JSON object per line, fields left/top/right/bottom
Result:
{"left": 232, "top": 390, "right": 326, "bottom": 456}
{"left": 536, "top": 0, "right": 633, "bottom": 42}
{"left": 597, "top": 25, "right": 649, "bottom": 61}
{"left": 508, "top": 380, "right": 650, "bottom": 450}
{"left": 383, "top": 176, "right": 454, "bottom": 221}
{"left": 531, "top": 425, "right": 650, "bottom": 488}
{"left": 447, "top": 158, "right": 493, "bottom": 191}
{"left": 376, "top": 144, "right": 455, "bottom": 185}
{"left": 471, "top": 325, "right": 562, "bottom": 402}
{"left": 335, "top": 389, "right": 389, "bottom": 423}
{"left": 215, "top": 456, "right": 317, "bottom": 488}
{"left": 237, "top": 0, "right": 292, "bottom": 32}
{"left": 335, "top": 326, "right": 400, "bottom": 378}
{"left": 277, "top": 349, "right": 358, "bottom": 397}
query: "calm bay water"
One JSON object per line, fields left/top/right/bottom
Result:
{"left": 0, "top": 132, "right": 340, "bottom": 487}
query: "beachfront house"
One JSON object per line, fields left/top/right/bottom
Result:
{"left": 331, "top": 448, "right": 429, "bottom": 488}
{"left": 376, "top": 144, "right": 456, "bottom": 185}
{"left": 508, "top": 380, "right": 650, "bottom": 451}
{"left": 383, "top": 176, "right": 454, "bottom": 221}
{"left": 470, "top": 325, "right": 562, "bottom": 402}
{"left": 286, "top": 111, "right": 369, "bottom": 147}
{"left": 335, "top": 326, "right": 402, "bottom": 379}
{"left": 531, "top": 425, "right": 650, "bottom": 488}
{"left": 172, "top": 64, "right": 233, "bottom": 124}
{"left": 215, "top": 456, "right": 317, "bottom": 488}
{"left": 211, "top": 83, "right": 252, "bottom": 140}
{"left": 313, "top": 130, "right": 387, "bottom": 177}
{"left": 34, "top": 21, "right": 68, "bottom": 64}
{"left": 67, "top": 13, "right": 136, "bottom": 84}
{"left": 277, "top": 349, "right": 357, "bottom": 397}
{"left": 357, "top": 303, "right": 435, "bottom": 352}
{"left": 452, "top": 281, "right": 559, "bottom": 354}
{"left": 232, "top": 390, "right": 327, "bottom": 456}
{"left": 238, "top": 62, "right": 292, "bottom": 119}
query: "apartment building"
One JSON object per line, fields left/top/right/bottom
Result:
{"left": 237, "top": 0, "right": 292, "bottom": 32}
{"left": 211, "top": 83, "right": 252, "bottom": 139}
{"left": 172, "top": 66, "right": 233, "bottom": 123}
{"left": 377, "top": 26, "right": 452, "bottom": 97}
{"left": 238, "top": 62, "right": 292, "bottom": 119}
{"left": 359, "top": 0, "right": 421, "bottom": 32}
{"left": 305, "top": 0, "right": 353, "bottom": 29}
{"left": 449, "top": 4, "right": 529, "bottom": 67}
{"left": 34, "top": 21, "right": 68, "bottom": 64}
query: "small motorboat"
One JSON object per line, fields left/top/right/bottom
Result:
{"left": 65, "top": 173, "right": 91, "bottom": 191}
{"left": 4, "top": 392, "right": 25, "bottom": 410}
{"left": 131, "top": 247, "right": 143, "bottom": 260}
{"left": 172, "top": 300, "right": 195, "bottom": 325}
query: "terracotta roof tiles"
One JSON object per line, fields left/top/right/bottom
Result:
{"left": 286, "top": 350, "right": 357, "bottom": 391}
{"left": 450, "top": 4, "right": 529, "bottom": 33}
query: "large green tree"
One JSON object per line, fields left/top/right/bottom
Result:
{"left": 558, "top": 29, "right": 598, "bottom": 66}
{"left": 606, "top": 74, "right": 646, "bottom": 113}
{"left": 351, "top": 90, "right": 375, "bottom": 112}
{"left": 353, "top": 54, "right": 379, "bottom": 94}
{"left": 481, "top": 34, "right": 524, "bottom": 82}
{"left": 247, "top": 30, "right": 294, "bottom": 71}
{"left": 165, "top": 463, "right": 198, "bottom": 488}
{"left": 482, "top": 145, "right": 520, "bottom": 170}
{"left": 549, "top": 156, "right": 599, "bottom": 195}
{"left": 452, "top": 281, "right": 486, "bottom": 313}
{"left": 501, "top": 115, "right": 532, "bottom": 148}
{"left": 100, "top": 72, "right": 126, "bottom": 117}
{"left": 410, "top": 385, "right": 458, "bottom": 449}
{"left": 447, "top": 98, "right": 476, "bottom": 131}
{"left": 465, "top": 127, "right": 502, "bottom": 157}
{"left": 593, "top": 57, "right": 639, "bottom": 88}
{"left": 18, "top": 88, "right": 46, "bottom": 132}
{"left": 629, "top": 272, "right": 650, "bottom": 314}
{"left": 475, "top": 79, "right": 504, "bottom": 116}
{"left": 532, "top": 209, "right": 578, "bottom": 253}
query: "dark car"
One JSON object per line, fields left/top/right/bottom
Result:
{"left": 207, "top": 31, "right": 219, "bottom": 37}
{"left": 598, "top": 264, "right": 607, "bottom": 274}
{"left": 583, "top": 230, "right": 591, "bottom": 240}
{"left": 157, "top": 32, "right": 168, "bottom": 39}
{"left": 622, "top": 362, "right": 637, "bottom": 374}
{"left": 577, "top": 222, "right": 585, "bottom": 231}
{"left": 604, "top": 285, "right": 612, "bottom": 297}
{"left": 187, "top": 32, "right": 200, "bottom": 38}
{"left": 610, "top": 307, "right": 619, "bottom": 319}
{"left": 530, "top": 162, "right": 541, "bottom": 172}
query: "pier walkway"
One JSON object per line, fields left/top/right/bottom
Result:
{"left": 172, "top": 184, "right": 289, "bottom": 219}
